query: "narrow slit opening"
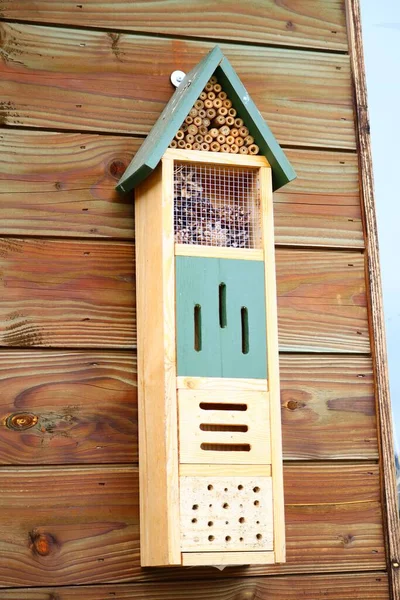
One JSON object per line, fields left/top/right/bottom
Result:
{"left": 200, "top": 423, "right": 248, "bottom": 432}
{"left": 194, "top": 304, "right": 202, "bottom": 352}
{"left": 201, "top": 443, "right": 251, "bottom": 452}
{"left": 199, "top": 402, "right": 247, "bottom": 412}
{"left": 241, "top": 306, "right": 249, "bottom": 354}
{"left": 219, "top": 283, "right": 227, "bottom": 328}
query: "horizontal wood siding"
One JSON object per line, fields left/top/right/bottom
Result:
{"left": 0, "top": 574, "right": 389, "bottom": 599}
{"left": 0, "top": 0, "right": 391, "bottom": 597}
{"left": 0, "top": 23, "right": 355, "bottom": 148}
{"left": 0, "top": 241, "right": 367, "bottom": 351}
{"left": 0, "top": 353, "right": 376, "bottom": 465}
{"left": 0, "top": 1, "right": 348, "bottom": 51}
{"left": 0, "top": 132, "right": 363, "bottom": 247}
{"left": 0, "top": 464, "right": 384, "bottom": 586}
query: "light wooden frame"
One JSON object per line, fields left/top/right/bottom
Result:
{"left": 135, "top": 148, "right": 285, "bottom": 566}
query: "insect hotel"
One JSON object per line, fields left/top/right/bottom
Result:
{"left": 117, "top": 46, "right": 296, "bottom": 567}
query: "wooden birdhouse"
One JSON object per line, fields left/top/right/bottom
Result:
{"left": 117, "top": 46, "right": 296, "bottom": 568}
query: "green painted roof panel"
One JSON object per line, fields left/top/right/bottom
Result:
{"left": 116, "top": 46, "right": 224, "bottom": 193}
{"left": 116, "top": 46, "right": 296, "bottom": 193}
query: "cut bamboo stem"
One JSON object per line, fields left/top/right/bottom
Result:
{"left": 210, "top": 141, "right": 221, "bottom": 152}
{"left": 248, "top": 144, "right": 259, "bottom": 154}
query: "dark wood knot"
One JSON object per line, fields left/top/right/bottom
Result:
{"left": 30, "top": 531, "right": 57, "bottom": 556}
{"left": 6, "top": 412, "right": 38, "bottom": 431}
{"left": 286, "top": 400, "right": 305, "bottom": 411}
{"left": 108, "top": 159, "right": 126, "bottom": 179}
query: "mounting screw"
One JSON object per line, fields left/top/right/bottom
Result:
{"left": 170, "top": 70, "right": 186, "bottom": 88}
{"left": 393, "top": 560, "right": 400, "bottom": 569}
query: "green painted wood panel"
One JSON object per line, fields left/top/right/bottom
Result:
{"left": 176, "top": 256, "right": 267, "bottom": 378}
{"left": 116, "top": 46, "right": 296, "bottom": 194}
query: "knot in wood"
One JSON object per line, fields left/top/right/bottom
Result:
{"left": 7, "top": 412, "right": 38, "bottom": 430}
{"left": 108, "top": 159, "right": 126, "bottom": 179}
{"left": 30, "top": 532, "right": 56, "bottom": 556}
{"left": 287, "top": 400, "right": 304, "bottom": 411}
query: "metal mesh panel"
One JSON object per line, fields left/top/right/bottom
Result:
{"left": 174, "top": 163, "right": 261, "bottom": 249}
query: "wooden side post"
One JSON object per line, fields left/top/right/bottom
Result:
{"left": 346, "top": 1, "right": 400, "bottom": 597}
{"left": 135, "top": 159, "right": 180, "bottom": 566}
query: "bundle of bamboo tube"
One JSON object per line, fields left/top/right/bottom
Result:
{"left": 169, "top": 75, "right": 259, "bottom": 155}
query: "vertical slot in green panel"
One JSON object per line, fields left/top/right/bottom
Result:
{"left": 176, "top": 256, "right": 267, "bottom": 379}
{"left": 176, "top": 256, "right": 223, "bottom": 377}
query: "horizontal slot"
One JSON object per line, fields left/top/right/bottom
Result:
{"left": 199, "top": 402, "right": 247, "bottom": 412}
{"left": 200, "top": 443, "right": 251, "bottom": 452}
{"left": 200, "top": 424, "right": 248, "bottom": 432}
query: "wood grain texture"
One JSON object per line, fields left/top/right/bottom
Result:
{"left": 0, "top": 350, "right": 136, "bottom": 464}
{"left": 0, "top": 0, "right": 348, "bottom": 51}
{"left": 346, "top": 0, "right": 400, "bottom": 596}
{"left": 276, "top": 249, "right": 369, "bottom": 353}
{"left": 278, "top": 148, "right": 363, "bottom": 249}
{"left": 0, "top": 238, "right": 135, "bottom": 348}
{"left": 281, "top": 355, "right": 377, "bottom": 460}
{"left": 0, "top": 242, "right": 367, "bottom": 352}
{"left": 0, "top": 353, "right": 377, "bottom": 464}
{"left": 0, "top": 132, "right": 363, "bottom": 247}
{"left": 0, "top": 131, "right": 137, "bottom": 238}
{"left": 0, "top": 23, "right": 356, "bottom": 148}
{"left": 0, "top": 573, "right": 389, "bottom": 599}
{"left": 0, "top": 464, "right": 384, "bottom": 586}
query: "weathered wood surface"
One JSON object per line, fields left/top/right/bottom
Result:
{"left": 0, "top": 352, "right": 376, "bottom": 464}
{"left": 346, "top": 0, "right": 400, "bottom": 596}
{"left": 0, "top": 241, "right": 368, "bottom": 352}
{"left": 0, "top": 464, "right": 384, "bottom": 586}
{"left": 278, "top": 149, "right": 363, "bottom": 248}
{"left": 0, "top": 131, "right": 138, "bottom": 239}
{"left": 276, "top": 249, "right": 369, "bottom": 352}
{"left": 0, "top": 238, "right": 135, "bottom": 348}
{"left": 0, "top": 351, "right": 136, "bottom": 464}
{"left": 281, "top": 355, "right": 377, "bottom": 459}
{"left": 0, "top": 573, "right": 389, "bottom": 599}
{"left": 0, "top": 131, "right": 363, "bottom": 247}
{"left": 0, "top": 23, "right": 355, "bottom": 149}
{"left": 0, "top": 0, "right": 348, "bottom": 52}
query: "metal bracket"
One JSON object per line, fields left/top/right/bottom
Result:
{"left": 170, "top": 70, "right": 186, "bottom": 88}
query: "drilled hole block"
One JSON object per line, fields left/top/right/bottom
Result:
{"left": 180, "top": 476, "right": 273, "bottom": 551}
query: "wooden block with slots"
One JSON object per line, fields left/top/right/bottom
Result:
{"left": 117, "top": 46, "right": 296, "bottom": 567}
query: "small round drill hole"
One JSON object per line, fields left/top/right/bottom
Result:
{"left": 191, "top": 518, "right": 197, "bottom": 523}
{"left": 238, "top": 484, "right": 243, "bottom": 490}
{"left": 256, "top": 520, "right": 260, "bottom": 524}
{"left": 192, "top": 504, "right": 199, "bottom": 510}
{"left": 225, "top": 521, "right": 229, "bottom": 525}
{"left": 239, "top": 517, "right": 245, "bottom": 524}
{"left": 254, "top": 500, "right": 260, "bottom": 506}
{"left": 239, "top": 504, "right": 243, "bottom": 508}
{"left": 209, "top": 504, "right": 212, "bottom": 508}
{"left": 225, "top": 536, "right": 231, "bottom": 542}
{"left": 223, "top": 503, "right": 229, "bottom": 509}
{"left": 253, "top": 486, "right": 260, "bottom": 493}
{"left": 239, "top": 537, "right": 244, "bottom": 542}
{"left": 224, "top": 487, "right": 228, "bottom": 492}
{"left": 208, "top": 535, "right": 214, "bottom": 542}
{"left": 208, "top": 521, "right": 213, "bottom": 527}
{"left": 256, "top": 533, "right": 262, "bottom": 540}
{"left": 207, "top": 484, "right": 213, "bottom": 491}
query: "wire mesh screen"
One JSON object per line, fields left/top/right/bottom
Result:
{"left": 174, "top": 163, "right": 262, "bottom": 249}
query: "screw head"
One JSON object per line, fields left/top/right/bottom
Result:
{"left": 170, "top": 70, "right": 186, "bottom": 88}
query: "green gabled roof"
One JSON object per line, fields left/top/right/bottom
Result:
{"left": 116, "top": 46, "right": 296, "bottom": 193}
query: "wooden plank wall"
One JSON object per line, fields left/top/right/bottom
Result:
{"left": 0, "top": 1, "right": 392, "bottom": 598}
